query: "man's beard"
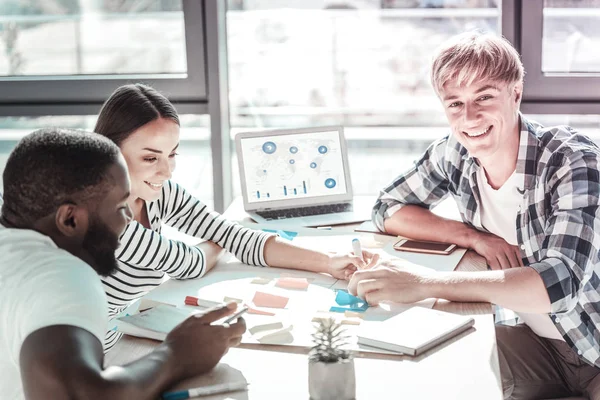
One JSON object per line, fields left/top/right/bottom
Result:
{"left": 82, "top": 216, "right": 120, "bottom": 277}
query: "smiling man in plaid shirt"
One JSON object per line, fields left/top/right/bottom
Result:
{"left": 348, "top": 32, "right": 600, "bottom": 399}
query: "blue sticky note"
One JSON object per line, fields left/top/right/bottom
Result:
{"left": 335, "top": 290, "right": 363, "bottom": 306}
{"left": 329, "top": 290, "right": 369, "bottom": 313}
{"left": 329, "top": 303, "right": 369, "bottom": 313}
{"left": 262, "top": 229, "right": 298, "bottom": 241}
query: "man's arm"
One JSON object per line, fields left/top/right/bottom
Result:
{"left": 20, "top": 304, "right": 245, "bottom": 400}
{"left": 429, "top": 268, "right": 551, "bottom": 313}
{"left": 372, "top": 138, "right": 450, "bottom": 233}
{"left": 21, "top": 326, "right": 178, "bottom": 400}
{"left": 349, "top": 264, "right": 550, "bottom": 313}
{"left": 386, "top": 206, "right": 523, "bottom": 270}
{"left": 384, "top": 204, "right": 474, "bottom": 245}
{"left": 372, "top": 136, "right": 522, "bottom": 269}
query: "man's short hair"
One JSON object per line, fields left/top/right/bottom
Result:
{"left": 2, "top": 128, "right": 122, "bottom": 225}
{"left": 430, "top": 31, "right": 524, "bottom": 95}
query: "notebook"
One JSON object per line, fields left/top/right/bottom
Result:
{"left": 357, "top": 307, "right": 475, "bottom": 356}
{"left": 115, "top": 305, "right": 195, "bottom": 341}
{"left": 235, "top": 126, "right": 371, "bottom": 226}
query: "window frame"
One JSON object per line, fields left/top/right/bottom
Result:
{"left": 520, "top": 0, "right": 600, "bottom": 104}
{"left": 0, "top": 1, "right": 207, "bottom": 108}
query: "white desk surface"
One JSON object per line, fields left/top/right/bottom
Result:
{"left": 104, "top": 197, "right": 502, "bottom": 399}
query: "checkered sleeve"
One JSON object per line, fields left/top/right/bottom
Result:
{"left": 372, "top": 136, "right": 452, "bottom": 232}
{"left": 527, "top": 152, "right": 600, "bottom": 313}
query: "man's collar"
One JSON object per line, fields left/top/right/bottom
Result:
{"left": 515, "top": 113, "right": 540, "bottom": 194}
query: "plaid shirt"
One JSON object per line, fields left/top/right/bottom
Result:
{"left": 373, "top": 115, "right": 600, "bottom": 368}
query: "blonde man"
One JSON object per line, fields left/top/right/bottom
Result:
{"left": 350, "top": 32, "right": 600, "bottom": 399}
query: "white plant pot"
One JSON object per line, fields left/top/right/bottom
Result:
{"left": 308, "top": 358, "right": 356, "bottom": 400}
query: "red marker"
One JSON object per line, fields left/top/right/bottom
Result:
{"left": 185, "top": 296, "right": 222, "bottom": 308}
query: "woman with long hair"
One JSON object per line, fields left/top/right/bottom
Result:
{"left": 96, "top": 84, "right": 378, "bottom": 350}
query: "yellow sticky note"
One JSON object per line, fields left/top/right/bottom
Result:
{"left": 251, "top": 277, "right": 272, "bottom": 285}
{"left": 344, "top": 311, "right": 364, "bottom": 319}
{"left": 223, "top": 296, "right": 243, "bottom": 304}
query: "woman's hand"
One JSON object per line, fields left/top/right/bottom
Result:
{"left": 327, "top": 250, "right": 380, "bottom": 280}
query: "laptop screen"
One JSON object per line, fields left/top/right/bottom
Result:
{"left": 240, "top": 129, "right": 349, "bottom": 204}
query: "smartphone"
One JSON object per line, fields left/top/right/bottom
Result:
{"left": 393, "top": 239, "right": 457, "bottom": 255}
{"left": 220, "top": 306, "right": 249, "bottom": 325}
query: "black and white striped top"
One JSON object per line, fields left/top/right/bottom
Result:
{"left": 102, "top": 180, "right": 271, "bottom": 350}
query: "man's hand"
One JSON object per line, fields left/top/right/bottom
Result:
{"left": 470, "top": 231, "right": 523, "bottom": 270}
{"left": 327, "top": 250, "right": 380, "bottom": 280}
{"left": 348, "top": 259, "right": 433, "bottom": 305}
{"left": 164, "top": 303, "right": 246, "bottom": 379}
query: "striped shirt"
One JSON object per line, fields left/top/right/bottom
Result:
{"left": 102, "top": 180, "right": 272, "bottom": 350}
{"left": 373, "top": 115, "right": 600, "bottom": 368}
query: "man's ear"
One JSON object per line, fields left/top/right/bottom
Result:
{"left": 55, "top": 203, "right": 89, "bottom": 239}
{"left": 513, "top": 82, "right": 523, "bottom": 105}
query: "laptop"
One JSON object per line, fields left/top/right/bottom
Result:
{"left": 235, "top": 126, "right": 371, "bottom": 227}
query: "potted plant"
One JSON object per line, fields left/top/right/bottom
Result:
{"left": 308, "top": 317, "right": 356, "bottom": 400}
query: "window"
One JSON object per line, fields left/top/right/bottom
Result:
{"left": 226, "top": 0, "right": 501, "bottom": 197}
{"left": 542, "top": 2, "right": 600, "bottom": 74}
{"left": 0, "top": 115, "right": 214, "bottom": 208}
{"left": 0, "top": 1, "right": 207, "bottom": 104}
{"left": 521, "top": 0, "right": 600, "bottom": 102}
{"left": 0, "top": 2, "right": 186, "bottom": 76}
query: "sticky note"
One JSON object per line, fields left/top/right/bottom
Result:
{"left": 249, "top": 322, "right": 284, "bottom": 335}
{"left": 250, "top": 323, "right": 294, "bottom": 343}
{"left": 247, "top": 306, "right": 276, "bottom": 316}
{"left": 223, "top": 296, "right": 243, "bottom": 304}
{"left": 344, "top": 311, "right": 364, "bottom": 319}
{"left": 330, "top": 304, "right": 369, "bottom": 313}
{"left": 275, "top": 277, "right": 309, "bottom": 290}
{"left": 335, "top": 290, "right": 363, "bottom": 306}
{"left": 329, "top": 289, "right": 369, "bottom": 313}
{"left": 262, "top": 229, "right": 298, "bottom": 241}
{"left": 251, "top": 277, "right": 272, "bottom": 285}
{"left": 281, "top": 273, "right": 314, "bottom": 282}
{"left": 252, "top": 291, "right": 289, "bottom": 309}
{"left": 312, "top": 312, "right": 334, "bottom": 323}
{"left": 258, "top": 331, "right": 293, "bottom": 344}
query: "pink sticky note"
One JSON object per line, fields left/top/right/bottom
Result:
{"left": 252, "top": 291, "right": 289, "bottom": 309}
{"left": 247, "top": 306, "right": 276, "bottom": 316}
{"left": 275, "top": 277, "right": 309, "bottom": 290}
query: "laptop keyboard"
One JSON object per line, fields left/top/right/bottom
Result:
{"left": 256, "top": 203, "right": 354, "bottom": 220}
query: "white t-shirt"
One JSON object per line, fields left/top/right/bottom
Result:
{"left": 477, "top": 168, "right": 563, "bottom": 341}
{"left": 0, "top": 224, "right": 108, "bottom": 400}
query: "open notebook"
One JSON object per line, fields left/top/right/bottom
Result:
{"left": 357, "top": 307, "right": 475, "bottom": 356}
{"left": 115, "top": 305, "right": 193, "bottom": 341}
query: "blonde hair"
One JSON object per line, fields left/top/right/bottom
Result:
{"left": 430, "top": 31, "right": 524, "bottom": 95}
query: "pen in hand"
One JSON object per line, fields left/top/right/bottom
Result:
{"left": 161, "top": 381, "right": 249, "bottom": 400}
{"left": 352, "top": 238, "right": 365, "bottom": 263}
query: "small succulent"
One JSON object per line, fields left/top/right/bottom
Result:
{"left": 309, "top": 317, "right": 352, "bottom": 363}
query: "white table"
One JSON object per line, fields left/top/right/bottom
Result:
{"left": 105, "top": 198, "right": 502, "bottom": 399}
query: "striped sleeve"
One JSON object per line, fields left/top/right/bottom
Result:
{"left": 161, "top": 181, "right": 273, "bottom": 269}
{"left": 372, "top": 136, "right": 451, "bottom": 231}
{"left": 116, "top": 220, "right": 208, "bottom": 280}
